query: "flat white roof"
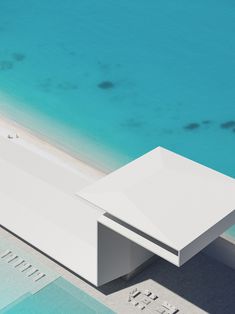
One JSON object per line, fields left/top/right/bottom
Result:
{"left": 78, "top": 147, "right": 235, "bottom": 265}
{"left": 0, "top": 135, "right": 104, "bottom": 285}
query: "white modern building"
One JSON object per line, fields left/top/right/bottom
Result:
{"left": 0, "top": 134, "right": 235, "bottom": 286}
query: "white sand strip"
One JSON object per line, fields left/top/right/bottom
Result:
{"left": 0, "top": 114, "right": 105, "bottom": 194}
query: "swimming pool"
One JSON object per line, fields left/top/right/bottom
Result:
{"left": 0, "top": 1, "right": 234, "bottom": 233}
{"left": 0, "top": 236, "right": 114, "bottom": 314}
{"left": 0, "top": 278, "right": 114, "bottom": 314}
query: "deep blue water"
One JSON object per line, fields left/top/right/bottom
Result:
{"left": 0, "top": 1, "right": 234, "bottom": 233}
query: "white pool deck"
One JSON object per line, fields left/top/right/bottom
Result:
{"left": 0, "top": 125, "right": 235, "bottom": 286}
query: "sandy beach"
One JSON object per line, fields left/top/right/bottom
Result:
{"left": 0, "top": 113, "right": 105, "bottom": 183}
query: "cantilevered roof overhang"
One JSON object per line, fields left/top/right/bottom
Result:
{"left": 78, "top": 147, "right": 235, "bottom": 266}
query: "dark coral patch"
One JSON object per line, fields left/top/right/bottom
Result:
{"left": 12, "top": 53, "right": 26, "bottom": 62}
{"left": 202, "top": 120, "right": 211, "bottom": 124}
{"left": 184, "top": 123, "right": 200, "bottom": 130}
{"left": 98, "top": 81, "right": 114, "bottom": 90}
{"left": 220, "top": 121, "right": 235, "bottom": 129}
{"left": 0, "top": 60, "right": 13, "bottom": 70}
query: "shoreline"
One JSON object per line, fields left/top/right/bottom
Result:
{"left": 1, "top": 110, "right": 235, "bottom": 241}
{"left": 0, "top": 92, "right": 130, "bottom": 174}
{"left": 0, "top": 113, "right": 106, "bottom": 179}
{"left": 1, "top": 111, "right": 235, "bottom": 274}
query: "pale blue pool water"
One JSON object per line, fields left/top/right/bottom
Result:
{"left": 0, "top": 2, "right": 234, "bottom": 232}
{"left": 0, "top": 234, "right": 114, "bottom": 313}
{"left": 1, "top": 278, "right": 114, "bottom": 314}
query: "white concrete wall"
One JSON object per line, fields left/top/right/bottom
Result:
{"left": 179, "top": 211, "right": 235, "bottom": 266}
{"left": 97, "top": 223, "right": 153, "bottom": 286}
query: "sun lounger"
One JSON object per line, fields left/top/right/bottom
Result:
{"left": 137, "top": 303, "right": 145, "bottom": 310}
{"left": 129, "top": 288, "right": 141, "bottom": 298}
{"left": 0, "top": 249, "right": 11, "bottom": 258}
{"left": 27, "top": 266, "right": 38, "bottom": 277}
{"left": 141, "top": 297, "right": 151, "bottom": 305}
{"left": 132, "top": 290, "right": 141, "bottom": 298}
{"left": 33, "top": 272, "right": 46, "bottom": 282}
{"left": 143, "top": 289, "right": 151, "bottom": 296}
{"left": 13, "top": 257, "right": 24, "bottom": 267}
{"left": 166, "top": 309, "right": 178, "bottom": 314}
{"left": 150, "top": 293, "right": 158, "bottom": 300}
{"left": 4, "top": 253, "right": 17, "bottom": 263}
{"left": 162, "top": 301, "right": 178, "bottom": 314}
{"left": 7, "top": 254, "right": 18, "bottom": 263}
{"left": 17, "top": 262, "right": 31, "bottom": 272}
{"left": 130, "top": 300, "right": 138, "bottom": 306}
{"left": 156, "top": 306, "right": 167, "bottom": 314}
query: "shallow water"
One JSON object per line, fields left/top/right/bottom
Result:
{"left": 0, "top": 1, "right": 235, "bottom": 235}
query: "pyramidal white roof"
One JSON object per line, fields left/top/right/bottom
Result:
{"left": 78, "top": 147, "right": 235, "bottom": 266}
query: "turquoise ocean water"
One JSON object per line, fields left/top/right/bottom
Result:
{"left": 0, "top": 2, "right": 234, "bottom": 232}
